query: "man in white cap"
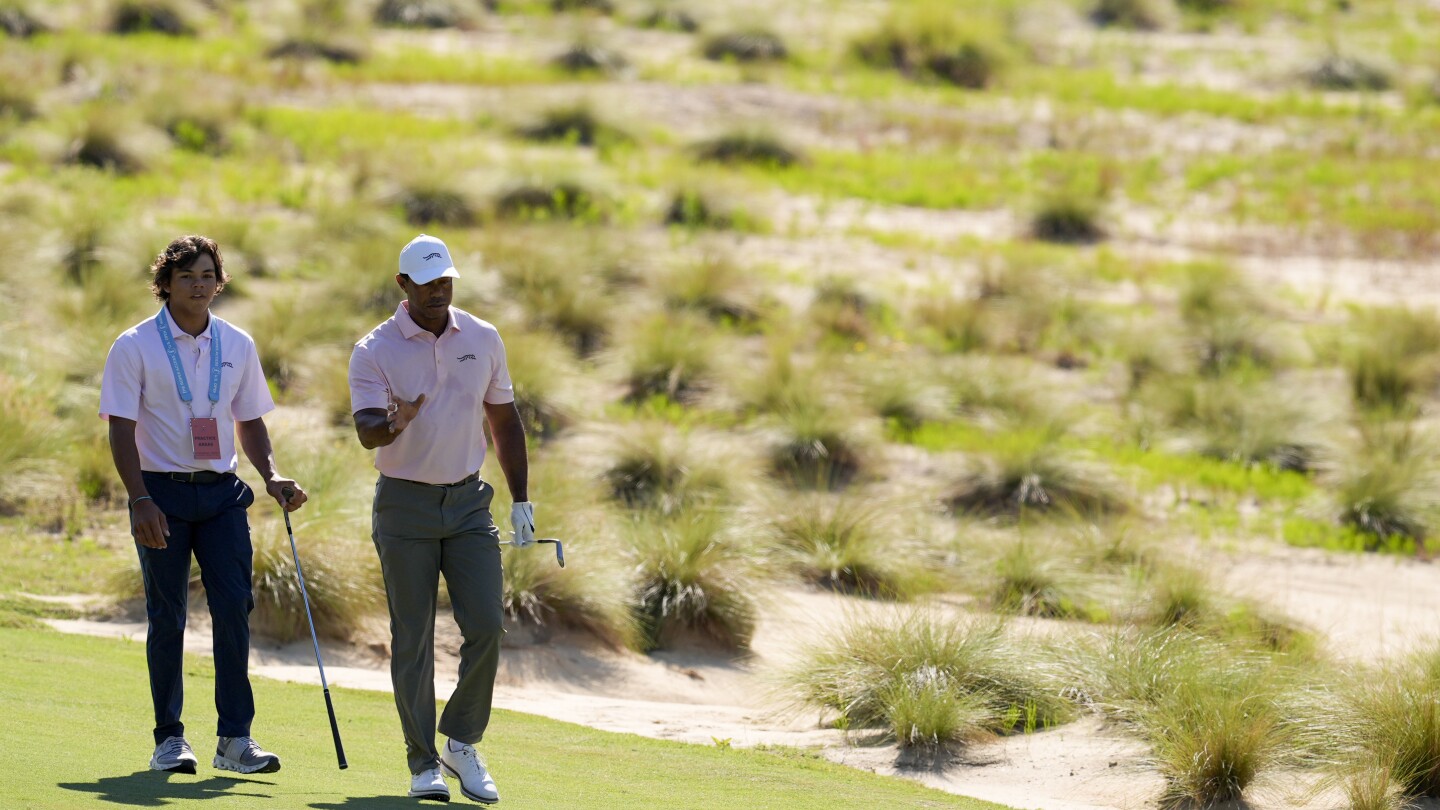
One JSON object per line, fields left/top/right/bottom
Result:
{"left": 347, "top": 234, "right": 535, "bottom": 804}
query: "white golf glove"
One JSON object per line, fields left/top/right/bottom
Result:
{"left": 510, "top": 501, "right": 536, "bottom": 548}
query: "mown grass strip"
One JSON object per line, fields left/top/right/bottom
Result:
{"left": 1, "top": 627, "right": 1012, "bottom": 809}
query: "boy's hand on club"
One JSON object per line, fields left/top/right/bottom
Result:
{"left": 510, "top": 501, "right": 536, "bottom": 548}
{"left": 269, "top": 478, "right": 307, "bottom": 512}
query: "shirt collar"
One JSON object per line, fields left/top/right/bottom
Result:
{"left": 158, "top": 306, "right": 216, "bottom": 342}
{"left": 396, "top": 301, "right": 458, "bottom": 339}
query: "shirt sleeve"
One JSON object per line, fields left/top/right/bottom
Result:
{"left": 98, "top": 335, "right": 143, "bottom": 421}
{"left": 483, "top": 333, "right": 515, "bottom": 405}
{"left": 230, "top": 336, "right": 276, "bottom": 422}
{"left": 349, "top": 343, "right": 391, "bottom": 414}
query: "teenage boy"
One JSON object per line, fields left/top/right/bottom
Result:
{"left": 100, "top": 235, "right": 308, "bottom": 775}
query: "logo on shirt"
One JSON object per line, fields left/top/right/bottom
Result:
{"left": 220, "top": 361, "right": 234, "bottom": 368}
{"left": 457, "top": 354, "right": 477, "bottom": 362}
{"left": 423, "top": 252, "right": 443, "bottom": 261}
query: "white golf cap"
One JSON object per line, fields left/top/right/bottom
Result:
{"left": 398, "top": 233, "right": 460, "bottom": 285}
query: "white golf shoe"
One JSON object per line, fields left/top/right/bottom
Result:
{"left": 149, "top": 736, "right": 198, "bottom": 774}
{"left": 439, "top": 740, "right": 499, "bottom": 804}
{"left": 213, "top": 736, "right": 281, "bottom": 774}
{"left": 409, "top": 767, "right": 451, "bottom": 802}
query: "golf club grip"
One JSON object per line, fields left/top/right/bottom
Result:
{"left": 324, "top": 688, "right": 348, "bottom": 769}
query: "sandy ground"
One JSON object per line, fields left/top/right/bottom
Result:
{"left": 44, "top": 540, "right": 1440, "bottom": 810}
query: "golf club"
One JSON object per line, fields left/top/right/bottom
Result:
{"left": 501, "top": 536, "right": 566, "bottom": 568}
{"left": 280, "top": 488, "right": 348, "bottom": 770}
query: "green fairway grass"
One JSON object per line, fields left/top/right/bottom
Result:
{"left": 2, "top": 628, "right": 1010, "bottom": 810}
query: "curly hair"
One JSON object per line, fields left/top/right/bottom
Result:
{"left": 149, "top": 235, "right": 228, "bottom": 301}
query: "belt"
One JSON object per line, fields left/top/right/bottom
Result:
{"left": 157, "top": 470, "right": 231, "bottom": 484}
{"left": 389, "top": 471, "right": 480, "bottom": 488}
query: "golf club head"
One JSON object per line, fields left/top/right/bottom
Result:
{"left": 502, "top": 534, "right": 566, "bottom": 567}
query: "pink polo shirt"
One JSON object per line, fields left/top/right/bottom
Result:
{"left": 98, "top": 307, "right": 275, "bottom": 473}
{"left": 348, "top": 301, "right": 515, "bottom": 485}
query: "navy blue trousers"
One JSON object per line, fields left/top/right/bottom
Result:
{"left": 135, "top": 472, "right": 256, "bottom": 745}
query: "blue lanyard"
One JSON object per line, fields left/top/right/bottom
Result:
{"left": 156, "top": 307, "right": 222, "bottom": 413}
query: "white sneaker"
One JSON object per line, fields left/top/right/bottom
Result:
{"left": 150, "top": 736, "right": 198, "bottom": 774}
{"left": 213, "top": 736, "right": 281, "bottom": 774}
{"left": 439, "top": 740, "right": 499, "bottom": 804}
{"left": 409, "top": 767, "right": 451, "bottom": 802}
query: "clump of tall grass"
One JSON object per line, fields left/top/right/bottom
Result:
{"left": 552, "top": 41, "right": 628, "bottom": 74}
{"left": 518, "top": 104, "right": 627, "bottom": 147}
{"left": 693, "top": 131, "right": 801, "bottom": 168}
{"left": 809, "top": 276, "right": 889, "bottom": 343}
{"left": 852, "top": 5, "right": 1007, "bottom": 89}
{"left": 991, "top": 538, "right": 1095, "bottom": 619}
{"left": 599, "top": 422, "right": 743, "bottom": 512}
{"left": 110, "top": 1, "right": 194, "bottom": 36}
{"left": 1070, "top": 629, "right": 1293, "bottom": 806}
{"left": 552, "top": 0, "right": 614, "bottom": 12}
{"left": 626, "top": 509, "right": 760, "bottom": 651}
{"left": 0, "top": 81, "right": 37, "bottom": 121}
{"left": 1090, "top": 0, "right": 1177, "bottom": 30}
{"left": 0, "top": 5, "right": 48, "bottom": 38}
{"left": 486, "top": 231, "right": 614, "bottom": 355}
{"left": 938, "top": 356, "right": 1054, "bottom": 426}
{"left": 249, "top": 525, "right": 383, "bottom": 642}
{"left": 267, "top": 36, "right": 364, "bottom": 63}
{"left": 656, "top": 252, "right": 766, "bottom": 326}
{"left": 66, "top": 115, "right": 151, "bottom": 175}
{"left": 701, "top": 30, "right": 787, "bottom": 63}
{"left": 1344, "top": 306, "right": 1440, "bottom": 415}
{"left": 397, "top": 181, "right": 478, "bottom": 227}
{"left": 248, "top": 296, "right": 355, "bottom": 394}
{"left": 770, "top": 493, "right": 924, "bottom": 597}
{"left": 374, "top": 0, "right": 471, "bottom": 28}
{"left": 1306, "top": 53, "right": 1391, "bottom": 92}
{"left": 0, "top": 370, "right": 64, "bottom": 473}
{"left": 788, "top": 611, "right": 1072, "bottom": 750}
{"left": 1321, "top": 422, "right": 1439, "bottom": 549}
{"left": 491, "top": 468, "right": 637, "bottom": 649}
{"left": 662, "top": 189, "right": 755, "bottom": 230}
{"left": 1150, "top": 375, "right": 1320, "bottom": 471}
{"left": 1030, "top": 194, "right": 1106, "bottom": 244}
{"left": 768, "top": 401, "right": 872, "bottom": 490}
{"left": 499, "top": 328, "right": 579, "bottom": 440}
{"left": 638, "top": 4, "right": 699, "bottom": 32}
{"left": 494, "top": 181, "right": 601, "bottom": 221}
{"left": 1312, "top": 645, "right": 1440, "bottom": 802}
{"left": 849, "top": 352, "right": 947, "bottom": 433}
{"left": 620, "top": 311, "right": 717, "bottom": 403}
{"left": 1177, "top": 263, "right": 1287, "bottom": 374}
{"left": 944, "top": 430, "right": 1129, "bottom": 519}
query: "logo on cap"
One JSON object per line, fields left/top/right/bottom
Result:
{"left": 423, "top": 252, "right": 443, "bottom": 261}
